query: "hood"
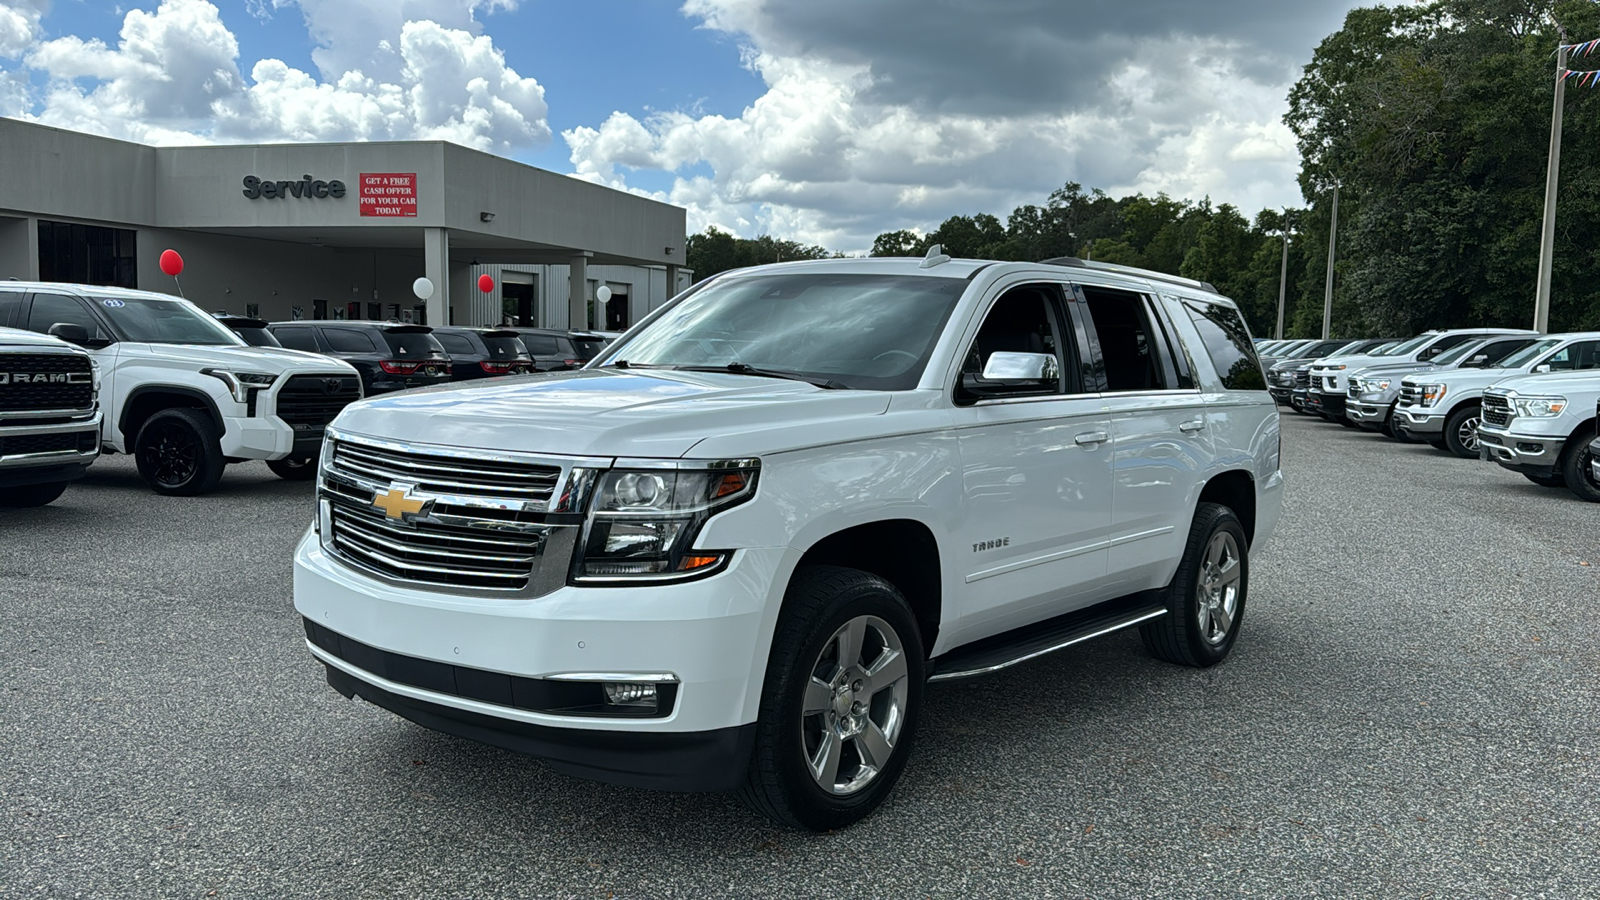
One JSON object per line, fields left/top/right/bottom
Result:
{"left": 0, "top": 326, "right": 74, "bottom": 350}
{"left": 1313, "top": 353, "right": 1391, "bottom": 371}
{"left": 332, "top": 368, "right": 894, "bottom": 459}
{"left": 1485, "top": 370, "right": 1600, "bottom": 396}
{"left": 125, "top": 343, "right": 356, "bottom": 374}
{"left": 1350, "top": 360, "right": 1438, "bottom": 377}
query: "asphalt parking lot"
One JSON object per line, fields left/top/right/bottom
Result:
{"left": 3, "top": 413, "right": 1598, "bottom": 899}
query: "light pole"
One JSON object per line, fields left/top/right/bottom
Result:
{"left": 1534, "top": 40, "right": 1570, "bottom": 335}
{"left": 1322, "top": 183, "right": 1339, "bottom": 340}
{"left": 1275, "top": 209, "right": 1291, "bottom": 341}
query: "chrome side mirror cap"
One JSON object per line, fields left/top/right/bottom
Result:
{"left": 982, "top": 351, "right": 1059, "bottom": 382}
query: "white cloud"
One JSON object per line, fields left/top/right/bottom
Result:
{"left": 565, "top": 0, "right": 1360, "bottom": 252}
{"left": 6, "top": 0, "right": 548, "bottom": 152}
{"left": 0, "top": 0, "right": 48, "bottom": 59}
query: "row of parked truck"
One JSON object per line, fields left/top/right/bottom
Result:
{"left": 1254, "top": 329, "right": 1600, "bottom": 501}
{"left": 0, "top": 280, "right": 610, "bottom": 504}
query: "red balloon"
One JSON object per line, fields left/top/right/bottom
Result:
{"left": 159, "top": 249, "right": 184, "bottom": 277}
{"left": 477, "top": 274, "right": 495, "bottom": 293}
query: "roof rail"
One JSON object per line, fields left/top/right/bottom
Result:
{"left": 1039, "top": 256, "right": 1219, "bottom": 295}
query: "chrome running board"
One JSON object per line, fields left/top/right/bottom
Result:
{"left": 928, "top": 595, "right": 1168, "bottom": 682}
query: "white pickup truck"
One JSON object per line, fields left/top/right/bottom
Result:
{"left": 0, "top": 326, "right": 100, "bottom": 506}
{"left": 1477, "top": 366, "right": 1600, "bottom": 502}
{"left": 294, "top": 253, "right": 1284, "bottom": 830}
{"left": 0, "top": 283, "right": 362, "bottom": 495}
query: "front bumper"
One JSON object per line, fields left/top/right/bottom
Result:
{"left": 1308, "top": 390, "right": 1346, "bottom": 417}
{"left": 293, "top": 530, "right": 792, "bottom": 790}
{"left": 1395, "top": 406, "right": 1445, "bottom": 437}
{"left": 1346, "top": 398, "right": 1390, "bottom": 428}
{"left": 0, "top": 410, "right": 102, "bottom": 487}
{"left": 1478, "top": 425, "right": 1565, "bottom": 474}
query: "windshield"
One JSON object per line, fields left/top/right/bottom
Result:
{"left": 1430, "top": 339, "right": 1483, "bottom": 366}
{"left": 1497, "top": 338, "right": 1563, "bottom": 370}
{"left": 480, "top": 335, "right": 529, "bottom": 359}
{"left": 603, "top": 273, "right": 967, "bottom": 390}
{"left": 381, "top": 331, "right": 447, "bottom": 357}
{"left": 94, "top": 296, "right": 244, "bottom": 346}
{"left": 1373, "top": 334, "right": 1433, "bottom": 357}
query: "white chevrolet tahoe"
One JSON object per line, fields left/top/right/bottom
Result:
{"left": 293, "top": 254, "right": 1284, "bottom": 830}
{"left": 0, "top": 326, "right": 100, "bottom": 506}
{"left": 0, "top": 283, "right": 361, "bottom": 495}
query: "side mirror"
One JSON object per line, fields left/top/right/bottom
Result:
{"left": 1533, "top": 363, "right": 1552, "bottom": 374}
{"left": 1464, "top": 354, "right": 1489, "bottom": 367}
{"left": 982, "top": 351, "right": 1059, "bottom": 382}
{"left": 47, "top": 322, "right": 92, "bottom": 345}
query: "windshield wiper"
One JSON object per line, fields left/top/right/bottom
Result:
{"left": 675, "top": 362, "right": 849, "bottom": 390}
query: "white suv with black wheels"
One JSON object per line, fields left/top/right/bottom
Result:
{"left": 294, "top": 253, "right": 1283, "bottom": 830}
{"left": 0, "top": 283, "right": 361, "bottom": 496}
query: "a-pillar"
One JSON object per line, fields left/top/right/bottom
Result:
{"left": 666, "top": 263, "right": 680, "bottom": 299}
{"left": 568, "top": 252, "right": 592, "bottom": 330}
{"left": 423, "top": 227, "right": 450, "bottom": 327}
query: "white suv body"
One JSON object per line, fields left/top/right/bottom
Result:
{"left": 0, "top": 283, "right": 361, "bottom": 494}
{"left": 293, "top": 256, "right": 1284, "bottom": 829}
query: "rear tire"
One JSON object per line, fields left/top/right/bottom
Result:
{"left": 267, "top": 456, "right": 318, "bottom": 481}
{"left": 1523, "top": 472, "right": 1566, "bottom": 488}
{"left": 738, "top": 565, "right": 924, "bottom": 831}
{"left": 1428, "top": 439, "right": 1450, "bottom": 452}
{"left": 1443, "top": 405, "right": 1483, "bottom": 459}
{"left": 1559, "top": 438, "right": 1600, "bottom": 503}
{"left": 1140, "top": 503, "right": 1249, "bottom": 668}
{"left": 1, "top": 481, "right": 69, "bottom": 507}
{"left": 134, "top": 408, "right": 225, "bottom": 496}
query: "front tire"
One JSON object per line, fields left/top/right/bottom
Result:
{"left": 134, "top": 408, "right": 225, "bottom": 496}
{"left": 1523, "top": 471, "right": 1566, "bottom": 488}
{"left": 1, "top": 481, "right": 69, "bottom": 507}
{"left": 1559, "top": 438, "right": 1600, "bottom": 502}
{"left": 738, "top": 565, "right": 924, "bottom": 831}
{"left": 1141, "top": 503, "right": 1249, "bottom": 668}
{"left": 1443, "top": 405, "right": 1483, "bottom": 459}
{"left": 267, "top": 456, "right": 318, "bottom": 481}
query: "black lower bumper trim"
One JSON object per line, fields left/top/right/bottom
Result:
{"left": 0, "top": 460, "right": 92, "bottom": 488}
{"left": 321, "top": 665, "right": 755, "bottom": 793}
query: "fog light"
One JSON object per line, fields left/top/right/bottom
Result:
{"left": 603, "top": 682, "right": 658, "bottom": 708}
{"left": 1516, "top": 442, "right": 1544, "bottom": 454}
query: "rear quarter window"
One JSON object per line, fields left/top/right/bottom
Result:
{"left": 434, "top": 333, "right": 478, "bottom": 356}
{"left": 322, "top": 328, "right": 380, "bottom": 353}
{"left": 1182, "top": 299, "right": 1266, "bottom": 391}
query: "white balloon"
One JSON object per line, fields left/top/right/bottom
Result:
{"left": 412, "top": 277, "right": 434, "bottom": 300}
{"left": 596, "top": 285, "right": 612, "bottom": 303}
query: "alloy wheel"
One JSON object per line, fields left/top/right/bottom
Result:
{"left": 1456, "top": 415, "right": 1481, "bottom": 452}
{"left": 143, "top": 422, "right": 198, "bottom": 487}
{"left": 800, "top": 615, "right": 911, "bottom": 796}
{"left": 1195, "top": 532, "right": 1242, "bottom": 646}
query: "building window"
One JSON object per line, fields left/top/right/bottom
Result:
{"left": 37, "top": 221, "right": 137, "bottom": 288}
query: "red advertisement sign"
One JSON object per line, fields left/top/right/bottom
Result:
{"left": 359, "top": 173, "right": 417, "bottom": 217}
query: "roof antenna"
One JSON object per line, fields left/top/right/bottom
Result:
{"left": 919, "top": 244, "right": 951, "bottom": 268}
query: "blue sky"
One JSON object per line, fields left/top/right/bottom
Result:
{"left": 0, "top": 0, "right": 1364, "bottom": 251}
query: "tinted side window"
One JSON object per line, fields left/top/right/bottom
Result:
{"left": 524, "top": 335, "right": 559, "bottom": 355}
{"left": 322, "top": 328, "right": 380, "bottom": 353}
{"left": 27, "top": 293, "right": 106, "bottom": 341}
{"left": 435, "top": 333, "right": 477, "bottom": 355}
{"left": 1419, "top": 333, "right": 1474, "bottom": 360}
{"left": 1082, "top": 286, "right": 1168, "bottom": 392}
{"left": 1543, "top": 340, "right": 1600, "bottom": 371}
{"left": 1182, "top": 299, "right": 1266, "bottom": 391}
{"left": 1475, "top": 338, "right": 1534, "bottom": 366}
{"left": 273, "top": 327, "right": 322, "bottom": 352}
{"left": 0, "top": 291, "right": 22, "bottom": 327}
{"left": 956, "top": 285, "right": 1071, "bottom": 403}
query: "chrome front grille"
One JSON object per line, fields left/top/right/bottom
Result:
{"left": 1398, "top": 385, "right": 1421, "bottom": 408}
{"left": 1348, "top": 380, "right": 1361, "bottom": 399}
{"left": 319, "top": 433, "right": 582, "bottom": 594}
{"left": 1482, "top": 394, "right": 1513, "bottom": 428}
{"left": 1293, "top": 369, "right": 1310, "bottom": 389}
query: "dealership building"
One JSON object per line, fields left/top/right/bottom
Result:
{"left": 0, "top": 118, "right": 690, "bottom": 331}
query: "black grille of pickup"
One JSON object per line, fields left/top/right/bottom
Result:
{"left": 275, "top": 375, "right": 361, "bottom": 428}
{"left": 1482, "top": 394, "right": 1513, "bottom": 427}
{"left": 0, "top": 429, "right": 97, "bottom": 457}
{"left": 0, "top": 353, "right": 94, "bottom": 412}
{"left": 1293, "top": 369, "right": 1310, "bottom": 389}
{"left": 1398, "top": 385, "right": 1421, "bottom": 408}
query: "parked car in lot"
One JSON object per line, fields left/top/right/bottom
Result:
{"left": 0, "top": 325, "right": 100, "bottom": 507}
{"left": 1308, "top": 329, "right": 1534, "bottom": 422}
{"left": 1393, "top": 333, "right": 1599, "bottom": 456}
{"left": 506, "top": 327, "right": 587, "bottom": 371}
{"left": 429, "top": 327, "right": 533, "bottom": 381}
{"left": 0, "top": 282, "right": 361, "bottom": 494}
{"left": 1478, "top": 368, "right": 1600, "bottom": 502}
{"left": 568, "top": 330, "right": 612, "bottom": 363}
{"left": 268, "top": 321, "right": 451, "bottom": 396}
{"left": 213, "top": 314, "right": 285, "bottom": 348}
{"left": 294, "top": 252, "right": 1283, "bottom": 831}
{"left": 1267, "top": 338, "right": 1392, "bottom": 407}
{"left": 1347, "top": 334, "right": 1540, "bottom": 443}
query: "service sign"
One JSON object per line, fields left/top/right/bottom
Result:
{"left": 359, "top": 173, "right": 418, "bottom": 217}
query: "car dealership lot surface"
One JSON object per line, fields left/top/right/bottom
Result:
{"left": 3, "top": 415, "right": 1597, "bottom": 899}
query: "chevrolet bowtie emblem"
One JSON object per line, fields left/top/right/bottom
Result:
{"left": 372, "top": 485, "right": 430, "bottom": 521}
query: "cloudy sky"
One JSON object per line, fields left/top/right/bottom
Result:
{"left": 0, "top": 0, "right": 1367, "bottom": 251}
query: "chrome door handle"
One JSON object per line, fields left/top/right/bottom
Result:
{"left": 1074, "top": 431, "right": 1109, "bottom": 447}
{"left": 1179, "top": 419, "right": 1205, "bottom": 434}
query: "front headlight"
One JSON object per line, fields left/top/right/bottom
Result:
{"left": 1356, "top": 377, "right": 1391, "bottom": 393}
{"left": 1513, "top": 396, "right": 1567, "bottom": 417}
{"left": 573, "top": 460, "right": 760, "bottom": 583}
{"left": 1419, "top": 384, "right": 1446, "bottom": 407}
{"left": 200, "top": 367, "right": 278, "bottom": 403}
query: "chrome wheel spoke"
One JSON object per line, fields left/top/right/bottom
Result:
{"left": 1211, "top": 601, "right": 1233, "bottom": 635}
{"left": 856, "top": 720, "right": 894, "bottom": 769}
{"left": 803, "top": 678, "right": 833, "bottom": 715}
{"left": 809, "top": 729, "right": 843, "bottom": 788}
{"left": 836, "top": 617, "right": 868, "bottom": 668}
{"left": 1217, "top": 555, "right": 1241, "bottom": 588}
{"left": 865, "top": 648, "right": 907, "bottom": 694}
